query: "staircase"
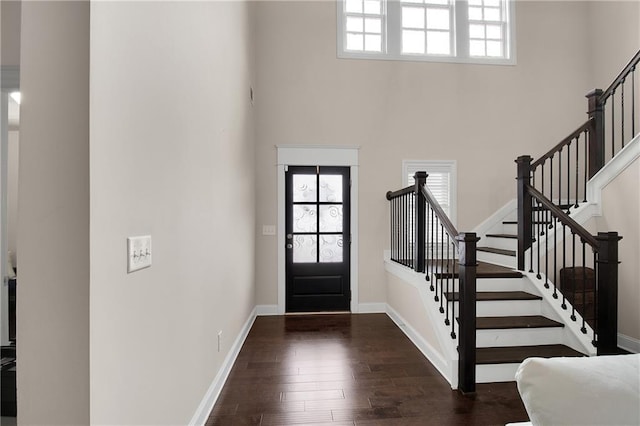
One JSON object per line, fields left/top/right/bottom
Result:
{"left": 442, "top": 210, "right": 587, "bottom": 382}
{"left": 387, "top": 49, "right": 639, "bottom": 392}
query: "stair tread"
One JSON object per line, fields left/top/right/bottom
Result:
{"left": 503, "top": 221, "right": 546, "bottom": 225}
{"left": 477, "top": 247, "right": 516, "bottom": 257}
{"left": 533, "top": 203, "right": 575, "bottom": 211}
{"left": 445, "top": 291, "right": 541, "bottom": 302}
{"left": 430, "top": 260, "right": 522, "bottom": 279}
{"left": 476, "top": 344, "right": 585, "bottom": 365}
{"left": 475, "top": 315, "right": 564, "bottom": 329}
{"left": 486, "top": 233, "right": 518, "bottom": 239}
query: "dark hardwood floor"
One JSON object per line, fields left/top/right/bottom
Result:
{"left": 206, "top": 314, "right": 529, "bottom": 425}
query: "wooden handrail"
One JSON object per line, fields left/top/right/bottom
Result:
{"left": 531, "top": 119, "right": 593, "bottom": 169}
{"left": 386, "top": 186, "right": 413, "bottom": 200}
{"left": 527, "top": 184, "right": 598, "bottom": 248}
{"left": 420, "top": 184, "right": 460, "bottom": 248}
{"left": 599, "top": 49, "right": 640, "bottom": 103}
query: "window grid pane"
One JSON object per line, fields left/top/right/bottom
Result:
{"left": 468, "top": 0, "right": 507, "bottom": 58}
{"left": 401, "top": 3, "right": 452, "bottom": 55}
{"left": 344, "top": 0, "right": 385, "bottom": 53}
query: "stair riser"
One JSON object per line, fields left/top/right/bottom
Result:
{"left": 476, "top": 327, "right": 564, "bottom": 348}
{"left": 445, "top": 278, "right": 528, "bottom": 292}
{"left": 477, "top": 251, "right": 517, "bottom": 269}
{"left": 501, "top": 223, "right": 518, "bottom": 235}
{"left": 484, "top": 237, "right": 518, "bottom": 252}
{"left": 476, "top": 363, "right": 520, "bottom": 383}
{"left": 447, "top": 299, "right": 542, "bottom": 317}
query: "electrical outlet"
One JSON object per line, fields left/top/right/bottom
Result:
{"left": 217, "top": 331, "right": 223, "bottom": 352}
{"left": 127, "top": 235, "right": 152, "bottom": 273}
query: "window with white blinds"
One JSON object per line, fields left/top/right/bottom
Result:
{"left": 403, "top": 160, "right": 456, "bottom": 224}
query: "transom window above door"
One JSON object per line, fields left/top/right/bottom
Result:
{"left": 337, "top": 0, "right": 515, "bottom": 65}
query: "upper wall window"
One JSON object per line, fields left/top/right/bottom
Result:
{"left": 337, "top": 0, "right": 515, "bottom": 65}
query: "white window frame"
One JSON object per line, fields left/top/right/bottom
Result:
{"left": 402, "top": 159, "right": 457, "bottom": 226}
{"left": 337, "top": 0, "right": 516, "bottom": 65}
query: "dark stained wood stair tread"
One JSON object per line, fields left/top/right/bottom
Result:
{"left": 445, "top": 291, "right": 541, "bottom": 302}
{"left": 477, "top": 247, "right": 516, "bottom": 257}
{"left": 429, "top": 260, "right": 522, "bottom": 279}
{"left": 475, "top": 316, "right": 564, "bottom": 329}
{"left": 486, "top": 233, "right": 518, "bottom": 239}
{"left": 476, "top": 344, "right": 585, "bottom": 365}
{"left": 532, "top": 203, "right": 575, "bottom": 211}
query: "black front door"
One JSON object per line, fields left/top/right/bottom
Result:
{"left": 285, "top": 166, "right": 351, "bottom": 312}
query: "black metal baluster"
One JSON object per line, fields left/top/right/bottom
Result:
{"left": 550, "top": 154, "right": 554, "bottom": 215}
{"left": 544, "top": 204, "right": 550, "bottom": 289}
{"left": 592, "top": 250, "right": 598, "bottom": 346}
{"left": 530, "top": 174, "right": 535, "bottom": 273}
{"left": 583, "top": 129, "right": 588, "bottom": 203}
{"left": 541, "top": 165, "right": 546, "bottom": 236}
{"left": 632, "top": 66, "right": 636, "bottom": 137}
{"left": 439, "top": 223, "right": 445, "bottom": 314}
{"left": 560, "top": 223, "right": 567, "bottom": 311}
{"left": 449, "top": 240, "right": 455, "bottom": 339}
{"left": 570, "top": 234, "right": 577, "bottom": 322}
{"left": 425, "top": 203, "right": 430, "bottom": 282}
{"left": 553, "top": 219, "right": 559, "bottom": 299}
{"left": 411, "top": 193, "right": 415, "bottom": 268}
{"left": 575, "top": 135, "right": 580, "bottom": 207}
{"left": 430, "top": 209, "right": 435, "bottom": 291}
{"left": 392, "top": 197, "right": 396, "bottom": 262}
{"left": 621, "top": 78, "right": 625, "bottom": 147}
{"left": 536, "top": 198, "right": 542, "bottom": 280}
{"left": 581, "top": 245, "right": 588, "bottom": 334}
{"left": 558, "top": 148, "right": 563, "bottom": 211}
{"left": 445, "top": 236, "right": 451, "bottom": 326}
{"left": 611, "top": 90, "right": 616, "bottom": 159}
{"left": 566, "top": 141, "right": 571, "bottom": 213}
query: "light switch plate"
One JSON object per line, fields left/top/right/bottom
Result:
{"left": 127, "top": 235, "right": 152, "bottom": 273}
{"left": 262, "top": 225, "right": 276, "bottom": 236}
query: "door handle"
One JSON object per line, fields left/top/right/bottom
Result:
{"left": 286, "top": 234, "right": 293, "bottom": 240}
{"left": 286, "top": 244, "right": 293, "bottom": 249}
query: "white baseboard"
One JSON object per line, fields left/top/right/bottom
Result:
{"left": 256, "top": 304, "right": 279, "bottom": 316}
{"left": 188, "top": 307, "right": 257, "bottom": 426}
{"left": 357, "top": 303, "right": 386, "bottom": 313}
{"left": 618, "top": 333, "right": 640, "bottom": 354}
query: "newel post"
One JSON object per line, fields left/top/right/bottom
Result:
{"left": 457, "top": 232, "right": 479, "bottom": 394}
{"left": 413, "top": 172, "right": 427, "bottom": 273}
{"left": 516, "top": 156, "right": 533, "bottom": 271}
{"left": 595, "top": 232, "right": 622, "bottom": 355}
{"left": 586, "top": 89, "right": 605, "bottom": 179}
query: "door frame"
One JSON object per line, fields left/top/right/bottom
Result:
{"left": 1, "top": 66, "right": 20, "bottom": 345}
{"left": 277, "top": 145, "right": 359, "bottom": 314}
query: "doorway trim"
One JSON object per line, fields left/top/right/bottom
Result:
{"left": 1, "top": 66, "right": 20, "bottom": 345}
{"left": 276, "top": 145, "right": 359, "bottom": 315}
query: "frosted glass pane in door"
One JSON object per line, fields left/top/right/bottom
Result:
{"left": 320, "top": 235, "right": 343, "bottom": 263}
{"left": 293, "top": 235, "right": 317, "bottom": 263}
{"left": 293, "top": 205, "right": 317, "bottom": 232}
{"left": 319, "top": 205, "right": 343, "bottom": 232}
{"left": 293, "top": 174, "right": 317, "bottom": 202}
{"left": 319, "top": 175, "right": 343, "bottom": 202}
